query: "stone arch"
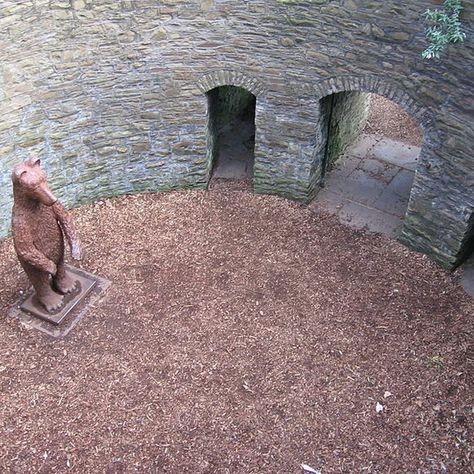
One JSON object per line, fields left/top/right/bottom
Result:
{"left": 197, "top": 70, "right": 265, "bottom": 185}
{"left": 313, "top": 75, "right": 437, "bottom": 143}
{"left": 308, "top": 74, "right": 440, "bottom": 190}
{"left": 310, "top": 74, "right": 446, "bottom": 256}
{"left": 196, "top": 70, "right": 267, "bottom": 98}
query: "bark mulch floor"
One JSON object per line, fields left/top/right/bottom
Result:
{"left": 0, "top": 187, "right": 472, "bottom": 473}
{"left": 364, "top": 95, "right": 424, "bottom": 147}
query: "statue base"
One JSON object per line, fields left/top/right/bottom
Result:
{"left": 9, "top": 265, "right": 111, "bottom": 338}
{"left": 21, "top": 270, "right": 96, "bottom": 325}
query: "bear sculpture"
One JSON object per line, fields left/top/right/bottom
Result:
{"left": 11, "top": 157, "right": 82, "bottom": 313}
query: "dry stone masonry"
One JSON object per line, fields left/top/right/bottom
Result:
{"left": 0, "top": 0, "right": 473, "bottom": 269}
{"left": 321, "top": 91, "right": 371, "bottom": 171}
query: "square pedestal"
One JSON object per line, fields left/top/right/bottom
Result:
{"left": 9, "top": 265, "right": 111, "bottom": 338}
{"left": 20, "top": 270, "right": 96, "bottom": 325}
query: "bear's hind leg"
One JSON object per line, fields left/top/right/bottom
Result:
{"left": 53, "top": 258, "right": 78, "bottom": 295}
{"left": 23, "top": 262, "right": 64, "bottom": 312}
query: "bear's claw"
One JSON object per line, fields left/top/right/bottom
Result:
{"left": 39, "top": 292, "right": 64, "bottom": 313}
{"left": 54, "top": 273, "right": 78, "bottom": 294}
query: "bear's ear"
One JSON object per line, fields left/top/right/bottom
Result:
{"left": 30, "top": 157, "right": 41, "bottom": 167}
{"left": 13, "top": 168, "right": 27, "bottom": 180}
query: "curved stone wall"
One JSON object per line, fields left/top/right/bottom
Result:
{"left": 0, "top": 0, "right": 473, "bottom": 269}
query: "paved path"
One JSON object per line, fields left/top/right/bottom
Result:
{"left": 309, "top": 133, "right": 474, "bottom": 298}
{"left": 460, "top": 255, "right": 474, "bottom": 298}
{"left": 310, "top": 133, "right": 419, "bottom": 237}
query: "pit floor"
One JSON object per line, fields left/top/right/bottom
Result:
{"left": 0, "top": 97, "right": 472, "bottom": 472}
{"left": 0, "top": 189, "right": 472, "bottom": 473}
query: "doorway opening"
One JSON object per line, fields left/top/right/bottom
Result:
{"left": 459, "top": 216, "right": 474, "bottom": 296}
{"left": 313, "top": 92, "right": 423, "bottom": 237}
{"left": 206, "top": 86, "right": 256, "bottom": 181}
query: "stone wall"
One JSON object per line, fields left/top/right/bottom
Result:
{"left": 205, "top": 88, "right": 220, "bottom": 176}
{"left": 0, "top": 0, "right": 473, "bottom": 269}
{"left": 323, "top": 91, "right": 371, "bottom": 170}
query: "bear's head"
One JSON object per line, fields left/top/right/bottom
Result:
{"left": 12, "top": 157, "right": 58, "bottom": 206}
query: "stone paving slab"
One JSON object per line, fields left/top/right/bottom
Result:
{"left": 460, "top": 255, "right": 474, "bottom": 299}
{"left": 328, "top": 154, "right": 361, "bottom": 179}
{"left": 387, "top": 169, "right": 415, "bottom": 198}
{"left": 329, "top": 168, "right": 387, "bottom": 206}
{"left": 357, "top": 157, "right": 399, "bottom": 184}
{"left": 347, "top": 133, "right": 379, "bottom": 158}
{"left": 370, "top": 138, "right": 420, "bottom": 170}
{"left": 337, "top": 201, "right": 403, "bottom": 237}
{"left": 372, "top": 187, "right": 411, "bottom": 218}
{"left": 310, "top": 187, "right": 346, "bottom": 212}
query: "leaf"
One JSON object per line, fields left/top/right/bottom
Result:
{"left": 422, "top": 0, "right": 465, "bottom": 60}
{"left": 301, "top": 464, "right": 322, "bottom": 474}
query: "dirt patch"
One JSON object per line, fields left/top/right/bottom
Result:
{"left": 364, "top": 95, "right": 424, "bottom": 146}
{"left": 0, "top": 189, "right": 472, "bottom": 473}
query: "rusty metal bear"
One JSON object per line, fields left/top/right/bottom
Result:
{"left": 11, "top": 157, "right": 82, "bottom": 313}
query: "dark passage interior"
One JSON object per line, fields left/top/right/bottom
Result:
{"left": 206, "top": 86, "right": 256, "bottom": 181}
{"left": 463, "top": 214, "right": 474, "bottom": 262}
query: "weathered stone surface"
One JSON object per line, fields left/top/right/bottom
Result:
{"left": 323, "top": 91, "right": 371, "bottom": 169}
{"left": 0, "top": 0, "right": 472, "bottom": 269}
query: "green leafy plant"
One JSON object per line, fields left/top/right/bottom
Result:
{"left": 422, "top": 0, "right": 466, "bottom": 59}
{"left": 429, "top": 355, "right": 445, "bottom": 368}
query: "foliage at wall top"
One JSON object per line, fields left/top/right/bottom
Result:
{"left": 422, "top": 0, "right": 466, "bottom": 59}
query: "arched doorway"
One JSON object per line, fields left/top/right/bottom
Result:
{"left": 206, "top": 85, "right": 256, "bottom": 182}
{"left": 313, "top": 90, "right": 424, "bottom": 237}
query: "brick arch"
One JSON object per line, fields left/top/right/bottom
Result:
{"left": 196, "top": 70, "right": 266, "bottom": 97}
{"left": 313, "top": 75, "right": 437, "bottom": 142}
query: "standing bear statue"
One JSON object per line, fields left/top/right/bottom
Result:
{"left": 11, "top": 157, "right": 82, "bottom": 313}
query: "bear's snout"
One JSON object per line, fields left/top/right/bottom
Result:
{"left": 36, "top": 184, "right": 58, "bottom": 206}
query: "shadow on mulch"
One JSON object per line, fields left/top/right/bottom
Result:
{"left": 0, "top": 187, "right": 472, "bottom": 473}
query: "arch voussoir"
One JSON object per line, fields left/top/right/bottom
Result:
{"left": 196, "top": 70, "right": 266, "bottom": 98}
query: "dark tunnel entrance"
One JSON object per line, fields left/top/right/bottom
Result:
{"left": 206, "top": 85, "right": 256, "bottom": 181}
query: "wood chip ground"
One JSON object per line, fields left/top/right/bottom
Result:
{"left": 0, "top": 98, "right": 472, "bottom": 473}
